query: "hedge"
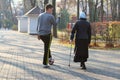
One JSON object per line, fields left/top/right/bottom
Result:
{"left": 91, "top": 21, "right": 120, "bottom": 47}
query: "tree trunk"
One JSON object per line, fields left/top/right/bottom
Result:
{"left": 110, "top": 0, "right": 117, "bottom": 21}
{"left": 52, "top": 0, "right": 57, "bottom": 38}
{"left": 88, "top": 0, "right": 94, "bottom": 22}
{"left": 118, "top": 0, "right": 120, "bottom": 21}
{"left": 77, "top": 0, "right": 79, "bottom": 20}
{"left": 110, "top": 0, "right": 113, "bottom": 20}
{"left": 106, "top": 0, "right": 109, "bottom": 21}
{"left": 81, "top": 0, "right": 84, "bottom": 11}
{"left": 101, "top": 0, "right": 104, "bottom": 22}
{"left": 9, "top": 0, "right": 13, "bottom": 20}
{"left": 84, "top": 0, "right": 88, "bottom": 13}
{"left": 93, "top": 0, "right": 98, "bottom": 22}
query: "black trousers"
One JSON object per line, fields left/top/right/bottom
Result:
{"left": 40, "top": 34, "right": 52, "bottom": 65}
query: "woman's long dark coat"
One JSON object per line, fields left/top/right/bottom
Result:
{"left": 70, "top": 18, "right": 91, "bottom": 62}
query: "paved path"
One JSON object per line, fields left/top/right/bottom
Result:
{"left": 0, "top": 30, "right": 120, "bottom": 80}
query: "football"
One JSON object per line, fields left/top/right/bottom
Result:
{"left": 49, "top": 59, "right": 54, "bottom": 65}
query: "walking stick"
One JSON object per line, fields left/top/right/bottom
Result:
{"left": 68, "top": 43, "right": 72, "bottom": 67}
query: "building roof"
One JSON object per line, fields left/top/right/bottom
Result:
{"left": 25, "top": 6, "right": 42, "bottom": 16}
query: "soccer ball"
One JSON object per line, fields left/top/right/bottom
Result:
{"left": 49, "top": 59, "right": 54, "bottom": 65}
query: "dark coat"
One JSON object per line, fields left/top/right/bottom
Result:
{"left": 70, "top": 18, "right": 91, "bottom": 44}
{"left": 70, "top": 18, "right": 91, "bottom": 62}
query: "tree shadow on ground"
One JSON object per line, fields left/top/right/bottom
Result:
{"left": 87, "top": 59, "right": 120, "bottom": 79}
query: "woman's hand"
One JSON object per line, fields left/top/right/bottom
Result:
{"left": 38, "top": 35, "right": 41, "bottom": 40}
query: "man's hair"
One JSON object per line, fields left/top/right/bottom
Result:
{"left": 45, "top": 4, "right": 53, "bottom": 10}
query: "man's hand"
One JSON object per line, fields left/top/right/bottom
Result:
{"left": 38, "top": 35, "right": 41, "bottom": 40}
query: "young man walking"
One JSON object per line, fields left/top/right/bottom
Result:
{"left": 37, "top": 4, "right": 59, "bottom": 68}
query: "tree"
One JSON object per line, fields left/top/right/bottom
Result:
{"left": 106, "top": 0, "right": 109, "bottom": 21}
{"left": 92, "top": 0, "right": 99, "bottom": 45}
{"left": 117, "top": 0, "right": 120, "bottom": 21}
{"left": 30, "top": 0, "right": 36, "bottom": 8}
{"left": 0, "top": 0, "right": 14, "bottom": 28}
{"left": 23, "top": 0, "right": 36, "bottom": 13}
{"left": 44, "top": 0, "right": 49, "bottom": 11}
{"left": 58, "top": 9, "right": 69, "bottom": 30}
{"left": 77, "top": 0, "right": 79, "bottom": 19}
{"left": 110, "top": 0, "right": 117, "bottom": 21}
{"left": 93, "top": 0, "right": 98, "bottom": 22}
{"left": 100, "top": 0, "right": 104, "bottom": 22}
{"left": 67, "top": 0, "right": 77, "bottom": 9}
{"left": 52, "top": 0, "right": 57, "bottom": 38}
{"left": 88, "top": 0, "right": 94, "bottom": 22}
{"left": 44, "top": 0, "right": 49, "bottom": 5}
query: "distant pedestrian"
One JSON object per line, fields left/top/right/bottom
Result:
{"left": 37, "top": 4, "right": 59, "bottom": 68}
{"left": 70, "top": 12, "right": 91, "bottom": 70}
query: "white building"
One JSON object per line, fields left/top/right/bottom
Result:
{"left": 17, "top": 6, "right": 41, "bottom": 34}
{"left": 17, "top": 16, "right": 28, "bottom": 33}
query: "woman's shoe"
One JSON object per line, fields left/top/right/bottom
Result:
{"left": 80, "top": 63, "right": 83, "bottom": 67}
{"left": 82, "top": 65, "right": 86, "bottom": 70}
{"left": 81, "top": 62, "right": 86, "bottom": 70}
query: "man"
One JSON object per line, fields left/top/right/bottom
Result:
{"left": 37, "top": 4, "right": 59, "bottom": 68}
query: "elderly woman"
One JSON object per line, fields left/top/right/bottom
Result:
{"left": 70, "top": 12, "right": 91, "bottom": 70}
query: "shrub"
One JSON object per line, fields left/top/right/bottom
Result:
{"left": 11, "top": 25, "right": 18, "bottom": 31}
{"left": 3, "top": 19, "right": 13, "bottom": 29}
{"left": 91, "top": 21, "right": 120, "bottom": 48}
{"left": 58, "top": 9, "right": 70, "bottom": 30}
